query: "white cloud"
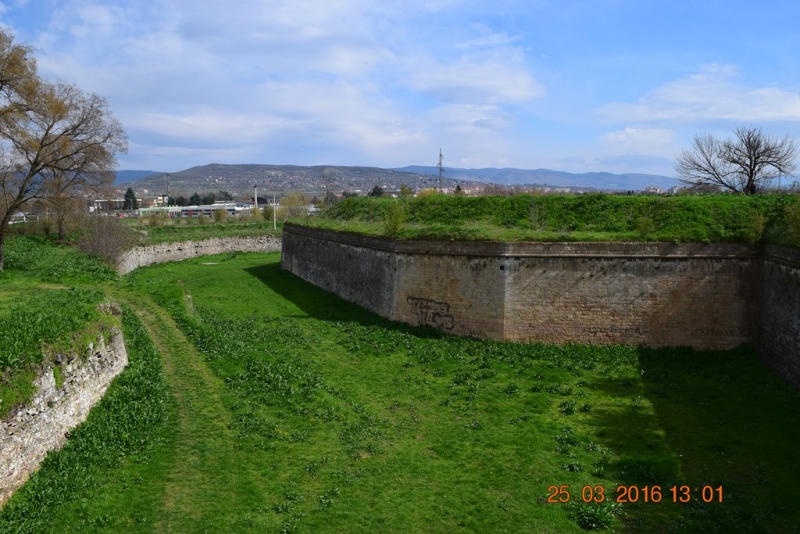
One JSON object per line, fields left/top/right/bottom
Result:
{"left": 598, "top": 63, "right": 800, "bottom": 123}
{"left": 455, "top": 24, "right": 520, "bottom": 49}
{"left": 600, "top": 127, "right": 676, "bottom": 156}
{"left": 2, "top": 1, "right": 543, "bottom": 170}
{"left": 403, "top": 47, "right": 545, "bottom": 104}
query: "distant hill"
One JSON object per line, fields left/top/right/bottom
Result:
{"left": 393, "top": 166, "right": 677, "bottom": 191}
{"left": 115, "top": 170, "right": 159, "bottom": 184}
{"left": 120, "top": 163, "right": 676, "bottom": 198}
{"left": 124, "top": 163, "right": 474, "bottom": 197}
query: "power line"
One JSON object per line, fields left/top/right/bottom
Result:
{"left": 437, "top": 148, "right": 444, "bottom": 192}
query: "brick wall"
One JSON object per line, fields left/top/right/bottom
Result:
{"left": 281, "top": 225, "right": 763, "bottom": 350}
{"left": 281, "top": 224, "right": 799, "bottom": 385}
{"left": 760, "top": 245, "right": 800, "bottom": 386}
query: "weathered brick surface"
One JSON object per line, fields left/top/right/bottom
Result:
{"left": 393, "top": 255, "right": 506, "bottom": 339}
{"left": 503, "top": 256, "right": 759, "bottom": 348}
{"left": 281, "top": 227, "right": 397, "bottom": 318}
{"left": 281, "top": 225, "right": 798, "bottom": 384}
{"left": 760, "top": 245, "right": 800, "bottom": 386}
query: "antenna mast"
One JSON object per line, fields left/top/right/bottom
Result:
{"left": 437, "top": 148, "right": 444, "bottom": 192}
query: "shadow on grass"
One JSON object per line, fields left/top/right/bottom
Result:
{"left": 243, "top": 261, "right": 448, "bottom": 340}
{"left": 590, "top": 345, "right": 800, "bottom": 533}
{"left": 245, "top": 259, "right": 800, "bottom": 533}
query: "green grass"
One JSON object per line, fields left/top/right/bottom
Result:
{"left": 0, "top": 287, "right": 111, "bottom": 418}
{"left": 306, "top": 194, "right": 800, "bottom": 245}
{"left": 0, "top": 236, "right": 120, "bottom": 417}
{"left": 131, "top": 219, "right": 283, "bottom": 245}
{"left": 0, "top": 307, "right": 172, "bottom": 533}
{"left": 3, "top": 247, "right": 800, "bottom": 532}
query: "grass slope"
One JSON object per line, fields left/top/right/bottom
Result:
{"left": 305, "top": 194, "right": 800, "bottom": 245}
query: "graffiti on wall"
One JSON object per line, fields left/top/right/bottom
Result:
{"left": 407, "top": 296, "right": 454, "bottom": 330}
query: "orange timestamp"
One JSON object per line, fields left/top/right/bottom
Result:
{"left": 547, "top": 485, "right": 723, "bottom": 504}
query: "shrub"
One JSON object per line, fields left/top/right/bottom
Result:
{"left": 784, "top": 202, "right": 800, "bottom": 246}
{"left": 383, "top": 202, "right": 405, "bottom": 237}
{"left": 78, "top": 216, "right": 140, "bottom": 267}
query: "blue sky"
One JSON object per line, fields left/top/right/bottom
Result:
{"left": 2, "top": 0, "right": 799, "bottom": 176}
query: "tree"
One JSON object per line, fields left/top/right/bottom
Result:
{"left": 323, "top": 191, "right": 338, "bottom": 207}
{"left": 189, "top": 192, "right": 202, "bottom": 206}
{"left": 453, "top": 184, "right": 464, "bottom": 196}
{"left": 281, "top": 191, "right": 309, "bottom": 219}
{"left": 0, "top": 31, "right": 127, "bottom": 270}
{"left": 79, "top": 215, "right": 139, "bottom": 267}
{"left": 417, "top": 188, "right": 439, "bottom": 198}
{"left": 675, "top": 126, "right": 798, "bottom": 194}
{"left": 123, "top": 187, "right": 138, "bottom": 211}
{"left": 399, "top": 183, "right": 413, "bottom": 197}
{"left": 368, "top": 185, "right": 384, "bottom": 197}
{"left": 46, "top": 187, "right": 86, "bottom": 240}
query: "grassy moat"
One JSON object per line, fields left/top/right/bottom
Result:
{"left": 1, "top": 236, "right": 799, "bottom": 532}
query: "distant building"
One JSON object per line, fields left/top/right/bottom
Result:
{"left": 139, "top": 200, "right": 255, "bottom": 218}
{"left": 644, "top": 186, "right": 664, "bottom": 195}
{"left": 92, "top": 198, "right": 143, "bottom": 212}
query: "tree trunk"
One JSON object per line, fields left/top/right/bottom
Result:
{"left": 58, "top": 217, "right": 66, "bottom": 241}
{"left": 0, "top": 233, "right": 5, "bottom": 272}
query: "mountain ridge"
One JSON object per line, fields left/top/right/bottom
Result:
{"left": 117, "top": 163, "right": 676, "bottom": 195}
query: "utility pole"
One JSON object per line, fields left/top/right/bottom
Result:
{"left": 273, "top": 192, "right": 277, "bottom": 230}
{"left": 437, "top": 148, "right": 445, "bottom": 193}
{"left": 254, "top": 183, "right": 258, "bottom": 210}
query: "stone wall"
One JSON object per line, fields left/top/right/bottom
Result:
{"left": 281, "top": 228, "right": 398, "bottom": 318}
{"left": 0, "top": 331, "right": 128, "bottom": 506}
{"left": 118, "top": 235, "right": 282, "bottom": 275}
{"left": 281, "top": 225, "right": 762, "bottom": 350}
{"left": 760, "top": 245, "right": 800, "bottom": 386}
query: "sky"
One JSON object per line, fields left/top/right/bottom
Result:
{"left": 1, "top": 0, "right": 799, "bottom": 177}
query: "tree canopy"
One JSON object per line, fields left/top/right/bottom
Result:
{"left": 0, "top": 30, "right": 127, "bottom": 269}
{"left": 676, "top": 126, "right": 797, "bottom": 194}
{"left": 123, "top": 187, "right": 138, "bottom": 211}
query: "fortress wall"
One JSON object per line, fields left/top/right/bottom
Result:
{"left": 280, "top": 226, "right": 398, "bottom": 318}
{"left": 392, "top": 254, "right": 507, "bottom": 340}
{"left": 0, "top": 331, "right": 128, "bottom": 506}
{"left": 117, "top": 235, "right": 282, "bottom": 275}
{"left": 281, "top": 224, "right": 762, "bottom": 350}
{"left": 760, "top": 245, "right": 800, "bottom": 386}
{"left": 503, "top": 254, "right": 760, "bottom": 348}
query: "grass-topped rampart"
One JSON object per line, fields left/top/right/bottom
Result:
{"left": 133, "top": 220, "right": 282, "bottom": 245}
{"left": 302, "top": 194, "right": 800, "bottom": 245}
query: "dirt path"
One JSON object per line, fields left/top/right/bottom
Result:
{"left": 119, "top": 293, "right": 254, "bottom": 532}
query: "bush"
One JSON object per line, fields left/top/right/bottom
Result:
{"left": 383, "top": 202, "right": 405, "bottom": 237}
{"left": 78, "top": 216, "right": 140, "bottom": 267}
{"left": 785, "top": 202, "right": 800, "bottom": 246}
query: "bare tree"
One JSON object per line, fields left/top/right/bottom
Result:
{"left": 79, "top": 215, "right": 139, "bottom": 267}
{"left": 281, "top": 191, "right": 309, "bottom": 219}
{"left": 676, "top": 126, "right": 798, "bottom": 194}
{"left": 0, "top": 38, "right": 127, "bottom": 269}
